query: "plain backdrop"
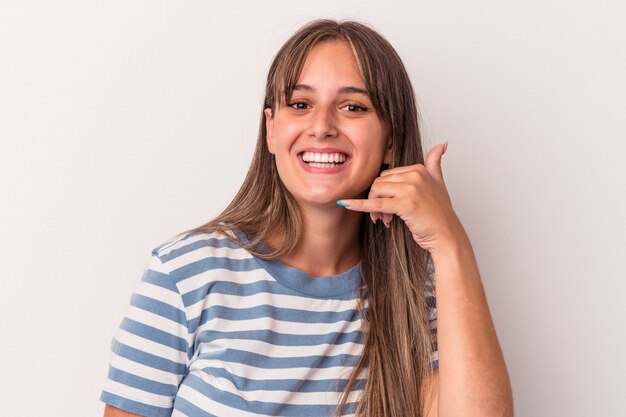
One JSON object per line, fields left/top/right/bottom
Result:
{"left": 1, "top": 1, "right": 624, "bottom": 416}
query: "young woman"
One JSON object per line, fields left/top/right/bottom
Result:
{"left": 101, "top": 19, "right": 513, "bottom": 417}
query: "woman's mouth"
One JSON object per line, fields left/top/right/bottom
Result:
{"left": 298, "top": 151, "right": 350, "bottom": 173}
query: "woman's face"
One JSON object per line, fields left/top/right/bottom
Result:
{"left": 264, "top": 39, "right": 391, "bottom": 210}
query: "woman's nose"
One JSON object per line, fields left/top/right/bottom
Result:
{"left": 309, "top": 106, "right": 338, "bottom": 139}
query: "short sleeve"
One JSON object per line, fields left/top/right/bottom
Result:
{"left": 100, "top": 251, "right": 190, "bottom": 417}
{"left": 425, "top": 255, "right": 438, "bottom": 371}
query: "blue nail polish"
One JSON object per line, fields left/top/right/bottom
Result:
{"left": 336, "top": 200, "right": 345, "bottom": 207}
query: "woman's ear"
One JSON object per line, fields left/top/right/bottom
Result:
{"left": 264, "top": 108, "right": 275, "bottom": 154}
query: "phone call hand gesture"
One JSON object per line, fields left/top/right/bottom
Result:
{"left": 337, "top": 142, "right": 465, "bottom": 254}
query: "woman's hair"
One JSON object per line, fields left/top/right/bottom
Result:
{"left": 176, "top": 19, "right": 436, "bottom": 417}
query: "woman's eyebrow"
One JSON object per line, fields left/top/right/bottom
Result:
{"left": 292, "top": 84, "right": 370, "bottom": 96}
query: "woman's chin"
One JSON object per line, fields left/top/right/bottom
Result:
{"left": 293, "top": 194, "right": 345, "bottom": 209}
{"left": 290, "top": 185, "right": 366, "bottom": 209}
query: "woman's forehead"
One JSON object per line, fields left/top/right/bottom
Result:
{"left": 285, "top": 43, "right": 367, "bottom": 95}
{"left": 300, "top": 40, "right": 362, "bottom": 77}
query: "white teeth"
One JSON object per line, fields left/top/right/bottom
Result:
{"left": 301, "top": 152, "right": 347, "bottom": 163}
{"left": 308, "top": 162, "right": 341, "bottom": 168}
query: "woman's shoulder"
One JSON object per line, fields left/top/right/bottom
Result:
{"left": 145, "top": 227, "right": 264, "bottom": 295}
{"left": 149, "top": 228, "right": 247, "bottom": 267}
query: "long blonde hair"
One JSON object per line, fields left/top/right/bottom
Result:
{"left": 176, "top": 19, "right": 436, "bottom": 417}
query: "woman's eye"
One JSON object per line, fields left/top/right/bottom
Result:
{"left": 343, "top": 103, "right": 369, "bottom": 112}
{"left": 288, "top": 101, "right": 309, "bottom": 110}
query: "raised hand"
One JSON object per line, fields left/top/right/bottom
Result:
{"left": 337, "top": 141, "right": 465, "bottom": 253}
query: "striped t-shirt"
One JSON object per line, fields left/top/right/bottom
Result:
{"left": 100, "top": 229, "right": 438, "bottom": 417}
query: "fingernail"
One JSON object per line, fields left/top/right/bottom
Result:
{"left": 442, "top": 141, "right": 448, "bottom": 155}
{"left": 383, "top": 220, "right": 390, "bottom": 229}
{"left": 336, "top": 200, "right": 350, "bottom": 207}
{"left": 370, "top": 213, "right": 376, "bottom": 224}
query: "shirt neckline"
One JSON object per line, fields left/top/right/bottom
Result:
{"left": 231, "top": 228, "right": 362, "bottom": 299}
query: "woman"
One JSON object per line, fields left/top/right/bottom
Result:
{"left": 101, "top": 19, "right": 513, "bottom": 417}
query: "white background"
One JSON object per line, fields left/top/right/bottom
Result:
{"left": 1, "top": 1, "right": 624, "bottom": 416}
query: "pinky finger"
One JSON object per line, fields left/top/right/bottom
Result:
{"left": 381, "top": 213, "right": 393, "bottom": 228}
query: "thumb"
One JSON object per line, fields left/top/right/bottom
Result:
{"left": 425, "top": 141, "right": 448, "bottom": 184}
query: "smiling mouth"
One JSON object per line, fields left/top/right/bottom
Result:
{"left": 299, "top": 151, "right": 349, "bottom": 168}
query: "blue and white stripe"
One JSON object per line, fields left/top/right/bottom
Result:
{"left": 101, "top": 229, "right": 438, "bottom": 416}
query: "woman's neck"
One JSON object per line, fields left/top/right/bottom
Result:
{"left": 268, "top": 205, "right": 363, "bottom": 278}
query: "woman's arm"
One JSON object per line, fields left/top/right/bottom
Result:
{"left": 430, "top": 227, "right": 513, "bottom": 417}
{"left": 338, "top": 142, "right": 513, "bottom": 417}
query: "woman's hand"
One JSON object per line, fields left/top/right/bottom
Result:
{"left": 337, "top": 141, "right": 465, "bottom": 253}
